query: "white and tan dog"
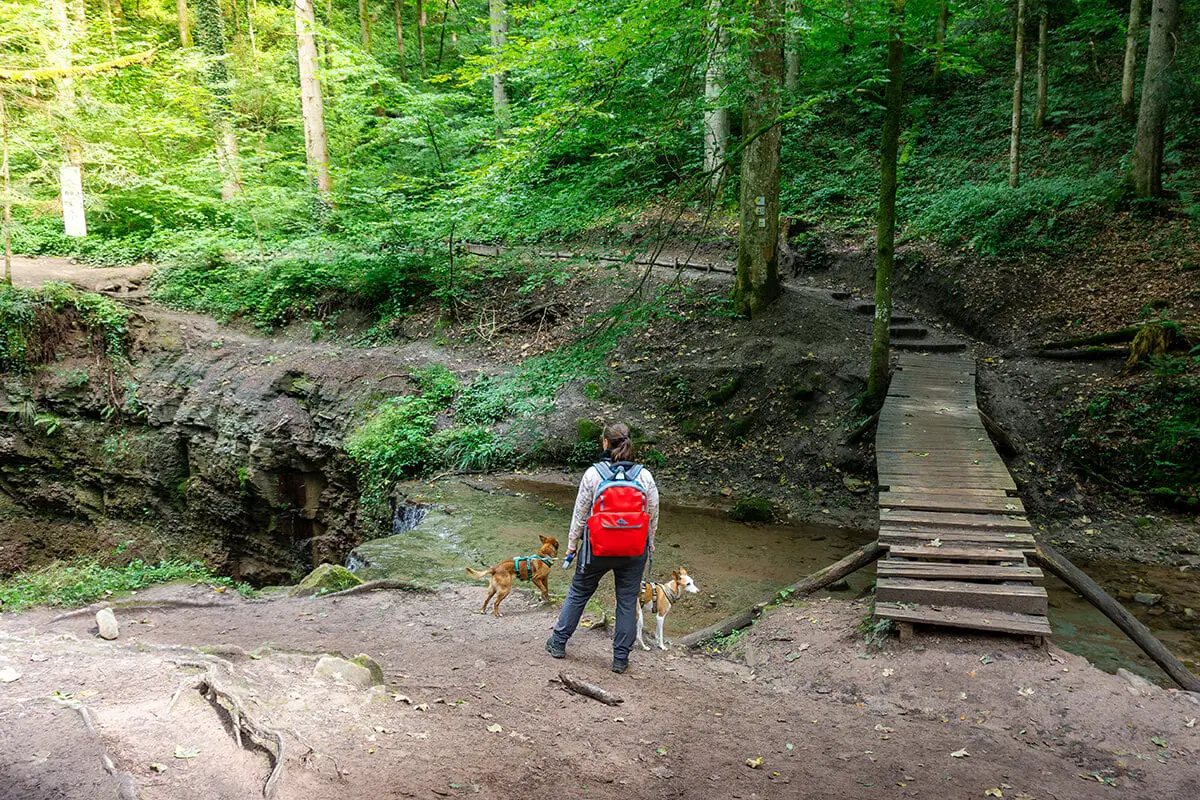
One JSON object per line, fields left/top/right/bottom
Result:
{"left": 635, "top": 568, "right": 700, "bottom": 651}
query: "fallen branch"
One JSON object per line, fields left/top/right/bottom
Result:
{"left": 1032, "top": 346, "right": 1127, "bottom": 361}
{"left": 846, "top": 410, "right": 881, "bottom": 444}
{"left": 50, "top": 598, "right": 233, "bottom": 623}
{"left": 1031, "top": 542, "right": 1200, "bottom": 693}
{"left": 323, "top": 579, "right": 431, "bottom": 599}
{"left": 558, "top": 672, "right": 623, "bottom": 706}
{"left": 1037, "top": 326, "right": 1142, "bottom": 350}
{"left": 977, "top": 409, "right": 1019, "bottom": 457}
{"left": 678, "top": 541, "right": 885, "bottom": 649}
{"left": 0, "top": 48, "right": 158, "bottom": 81}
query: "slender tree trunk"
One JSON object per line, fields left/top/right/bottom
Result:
{"left": 51, "top": 0, "right": 85, "bottom": 236}
{"left": 784, "top": 0, "right": 800, "bottom": 92}
{"left": 733, "top": 0, "right": 784, "bottom": 318}
{"left": 703, "top": 0, "right": 729, "bottom": 193}
{"left": 932, "top": 0, "right": 948, "bottom": 84}
{"left": 1034, "top": 8, "right": 1048, "bottom": 130}
{"left": 866, "top": 0, "right": 905, "bottom": 409}
{"left": 100, "top": 0, "right": 119, "bottom": 55}
{"left": 51, "top": 0, "right": 75, "bottom": 108}
{"left": 195, "top": 0, "right": 242, "bottom": 198}
{"left": 177, "top": 0, "right": 192, "bottom": 47}
{"left": 248, "top": 0, "right": 258, "bottom": 57}
{"left": 359, "top": 0, "right": 372, "bottom": 49}
{"left": 1008, "top": 0, "right": 1025, "bottom": 188}
{"left": 394, "top": 0, "right": 407, "bottom": 81}
{"left": 296, "top": 0, "right": 333, "bottom": 199}
{"left": 416, "top": 0, "right": 427, "bottom": 78}
{"left": 1121, "top": 0, "right": 1143, "bottom": 121}
{"left": 1129, "top": 0, "right": 1178, "bottom": 198}
{"left": 1, "top": 90, "right": 12, "bottom": 286}
{"left": 489, "top": 0, "right": 509, "bottom": 130}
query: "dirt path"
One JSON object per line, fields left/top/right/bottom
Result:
{"left": 2, "top": 584, "right": 1198, "bottom": 800}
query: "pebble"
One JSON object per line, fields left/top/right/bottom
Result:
{"left": 96, "top": 608, "right": 119, "bottom": 640}
{"left": 1132, "top": 592, "right": 1163, "bottom": 607}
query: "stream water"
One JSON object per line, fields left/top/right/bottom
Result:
{"left": 348, "top": 477, "right": 1200, "bottom": 685}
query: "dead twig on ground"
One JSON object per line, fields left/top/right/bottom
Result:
{"left": 557, "top": 672, "right": 624, "bottom": 706}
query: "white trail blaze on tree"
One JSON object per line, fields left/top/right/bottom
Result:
{"left": 1008, "top": 0, "right": 1026, "bottom": 188}
{"left": 702, "top": 0, "right": 729, "bottom": 194}
{"left": 733, "top": 0, "right": 783, "bottom": 317}
{"left": 1121, "top": 0, "right": 1143, "bottom": 120}
{"left": 296, "top": 0, "right": 333, "bottom": 198}
{"left": 489, "top": 0, "right": 509, "bottom": 130}
{"left": 1129, "top": 0, "right": 1178, "bottom": 198}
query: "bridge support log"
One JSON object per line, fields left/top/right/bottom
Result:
{"left": 678, "top": 541, "right": 884, "bottom": 649}
{"left": 1032, "top": 542, "right": 1200, "bottom": 692}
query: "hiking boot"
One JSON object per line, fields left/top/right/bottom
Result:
{"left": 545, "top": 637, "right": 566, "bottom": 659}
{"left": 611, "top": 658, "right": 629, "bottom": 674}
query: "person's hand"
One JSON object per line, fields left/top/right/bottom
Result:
{"left": 562, "top": 551, "right": 576, "bottom": 569}
{"left": 650, "top": 542, "right": 656, "bottom": 554}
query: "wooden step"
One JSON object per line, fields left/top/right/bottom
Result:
{"left": 880, "top": 510, "right": 1031, "bottom": 531}
{"left": 875, "top": 602, "right": 1052, "bottom": 637}
{"left": 876, "top": 577, "right": 1048, "bottom": 615}
{"left": 879, "top": 529, "right": 1036, "bottom": 548}
{"left": 878, "top": 560, "right": 1043, "bottom": 581}
{"left": 879, "top": 492, "right": 1026, "bottom": 515}
{"left": 881, "top": 485, "right": 1014, "bottom": 497}
{"left": 885, "top": 544, "right": 1028, "bottom": 562}
{"left": 855, "top": 302, "right": 876, "bottom": 315}
{"left": 893, "top": 341, "right": 968, "bottom": 353}
{"left": 890, "top": 326, "right": 929, "bottom": 340}
{"left": 891, "top": 315, "right": 915, "bottom": 325}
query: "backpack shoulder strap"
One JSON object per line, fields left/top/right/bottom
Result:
{"left": 624, "top": 464, "right": 643, "bottom": 480}
{"left": 593, "top": 462, "right": 615, "bottom": 482}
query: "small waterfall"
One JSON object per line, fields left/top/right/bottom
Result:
{"left": 344, "top": 552, "right": 368, "bottom": 573}
{"left": 392, "top": 501, "right": 430, "bottom": 534}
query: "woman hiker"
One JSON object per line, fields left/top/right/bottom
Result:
{"left": 545, "top": 422, "right": 659, "bottom": 673}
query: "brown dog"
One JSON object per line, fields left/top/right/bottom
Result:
{"left": 465, "top": 536, "right": 559, "bottom": 617}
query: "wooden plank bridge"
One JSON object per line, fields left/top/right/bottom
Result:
{"left": 873, "top": 351, "right": 1052, "bottom": 639}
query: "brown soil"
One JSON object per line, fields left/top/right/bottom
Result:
{"left": 2, "top": 583, "right": 1198, "bottom": 800}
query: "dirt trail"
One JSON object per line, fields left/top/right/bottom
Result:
{"left": 2, "top": 584, "right": 1198, "bottom": 800}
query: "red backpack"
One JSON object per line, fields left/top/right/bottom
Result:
{"left": 586, "top": 462, "right": 650, "bottom": 557}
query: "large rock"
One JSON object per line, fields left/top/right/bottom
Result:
{"left": 292, "top": 563, "right": 362, "bottom": 597}
{"left": 349, "top": 654, "right": 385, "bottom": 686}
{"left": 314, "top": 656, "right": 378, "bottom": 689}
{"left": 96, "top": 608, "right": 119, "bottom": 640}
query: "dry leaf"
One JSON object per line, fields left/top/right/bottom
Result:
{"left": 149, "top": 763, "right": 167, "bottom": 773}
{"left": 950, "top": 748, "right": 970, "bottom": 758}
{"left": 0, "top": 667, "right": 21, "bottom": 683}
{"left": 881, "top": 668, "right": 895, "bottom": 677}
{"left": 486, "top": 724, "right": 503, "bottom": 733}
{"left": 745, "top": 756, "right": 763, "bottom": 769}
{"left": 173, "top": 745, "right": 200, "bottom": 759}
{"left": 984, "top": 789, "right": 1003, "bottom": 798}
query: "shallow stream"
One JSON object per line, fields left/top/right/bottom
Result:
{"left": 349, "top": 477, "right": 1200, "bottom": 684}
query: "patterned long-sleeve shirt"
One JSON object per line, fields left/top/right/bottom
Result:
{"left": 567, "top": 465, "right": 660, "bottom": 555}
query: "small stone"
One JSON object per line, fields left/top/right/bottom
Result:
{"left": 0, "top": 666, "right": 21, "bottom": 683}
{"left": 1133, "top": 592, "right": 1163, "bottom": 607}
{"left": 1184, "top": 608, "right": 1195, "bottom": 618}
{"left": 292, "top": 564, "right": 362, "bottom": 597}
{"left": 314, "top": 656, "right": 377, "bottom": 689}
{"left": 841, "top": 476, "right": 871, "bottom": 495}
{"left": 349, "top": 654, "right": 385, "bottom": 685}
{"left": 96, "top": 608, "right": 119, "bottom": 640}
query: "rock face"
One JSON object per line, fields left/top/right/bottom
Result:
{"left": 314, "top": 655, "right": 379, "bottom": 689}
{"left": 292, "top": 563, "right": 362, "bottom": 596}
{"left": 96, "top": 608, "right": 119, "bottom": 640}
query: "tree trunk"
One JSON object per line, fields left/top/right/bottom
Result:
{"left": 195, "top": 0, "right": 242, "bottom": 198}
{"left": 932, "top": 0, "right": 948, "bottom": 84}
{"left": 1033, "top": 543, "right": 1200, "bottom": 692}
{"left": 1034, "top": 8, "right": 1048, "bottom": 130}
{"left": 296, "top": 0, "right": 333, "bottom": 199}
{"left": 733, "top": 0, "right": 784, "bottom": 318}
{"left": 702, "top": 0, "right": 729, "bottom": 193}
{"left": 176, "top": 0, "right": 192, "bottom": 47}
{"left": 1, "top": 89, "right": 12, "bottom": 286}
{"left": 1008, "top": 0, "right": 1025, "bottom": 188}
{"left": 489, "top": 0, "right": 509, "bottom": 131}
{"left": 359, "top": 0, "right": 371, "bottom": 49}
{"left": 1129, "top": 0, "right": 1178, "bottom": 198}
{"left": 866, "top": 0, "right": 905, "bottom": 409}
{"left": 51, "top": 0, "right": 75, "bottom": 108}
{"left": 784, "top": 0, "right": 800, "bottom": 92}
{"left": 248, "top": 0, "right": 257, "bottom": 56}
{"left": 1121, "top": 0, "right": 1143, "bottom": 121}
{"left": 416, "top": 0, "right": 427, "bottom": 78}
{"left": 394, "top": 0, "right": 407, "bottom": 81}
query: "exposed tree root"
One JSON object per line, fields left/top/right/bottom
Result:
{"left": 168, "top": 656, "right": 286, "bottom": 799}
{"left": 52, "top": 696, "right": 142, "bottom": 800}
{"left": 324, "top": 579, "right": 431, "bottom": 598}
{"left": 50, "top": 598, "right": 233, "bottom": 623}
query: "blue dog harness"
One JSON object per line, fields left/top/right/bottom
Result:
{"left": 513, "top": 555, "right": 553, "bottom": 581}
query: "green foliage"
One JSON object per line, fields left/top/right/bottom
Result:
{"left": 429, "top": 426, "right": 515, "bottom": 472}
{"left": 642, "top": 448, "right": 667, "bottom": 469}
{"left": 0, "top": 284, "right": 130, "bottom": 371}
{"left": 0, "top": 558, "right": 253, "bottom": 612}
{"left": 346, "top": 395, "right": 439, "bottom": 485}
{"left": 730, "top": 495, "right": 773, "bottom": 523}
{"left": 858, "top": 607, "right": 894, "bottom": 649}
{"left": 412, "top": 364, "right": 461, "bottom": 407}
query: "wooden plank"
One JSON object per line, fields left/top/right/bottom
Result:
{"left": 880, "top": 492, "right": 1025, "bottom": 515}
{"left": 885, "top": 544, "right": 1028, "bottom": 562}
{"left": 880, "top": 510, "right": 1031, "bottom": 531}
{"left": 877, "top": 474, "right": 1017, "bottom": 491}
{"left": 878, "top": 531, "right": 1036, "bottom": 549}
{"left": 877, "top": 561, "right": 1044, "bottom": 581}
{"left": 882, "top": 486, "right": 1013, "bottom": 497}
{"left": 875, "top": 602, "right": 1052, "bottom": 636}
{"left": 876, "top": 577, "right": 1048, "bottom": 615}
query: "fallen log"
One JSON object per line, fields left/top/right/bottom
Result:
{"left": 678, "top": 541, "right": 885, "bottom": 649}
{"left": 558, "top": 672, "right": 623, "bottom": 706}
{"left": 1032, "top": 346, "right": 1127, "bottom": 361}
{"left": 1031, "top": 542, "right": 1200, "bottom": 692}
{"left": 1037, "top": 326, "right": 1142, "bottom": 350}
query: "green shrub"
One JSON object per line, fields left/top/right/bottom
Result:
{"left": 0, "top": 284, "right": 130, "bottom": 370}
{"left": 413, "top": 364, "right": 460, "bottom": 406}
{"left": 346, "top": 396, "right": 438, "bottom": 485}
{"left": 730, "top": 495, "right": 774, "bottom": 523}
{"left": 430, "top": 426, "right": 515, "bottom": 471}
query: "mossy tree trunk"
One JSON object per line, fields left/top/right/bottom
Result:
{"left": 1008, "top": 0, "right": 1026, "bottom": 188}
{"left": 703, "top": 0, "right": 729, "bottom": 193}
{"left": 176, "top": 0, "right": 192, "bottom": 47}
{"left": 1121, "top": 0, "right": 1143, "bottom": 121}
{"left": 1034, "top": 7, "right": 1048, "bottom": 130}
{"left": 1128, "top": 0, "right": 1178, "bottom": 198}
{"left": 866, "top": 0, "right": 906, "bottom": 410}
{"left": 195, "top": 0, "right": 243, "bottom": 199}
{"left": 733, "top": 0, "right": 784, "bottom": 318}
{"left": 359, "top": 0, "right": 372, "bottom": 49}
